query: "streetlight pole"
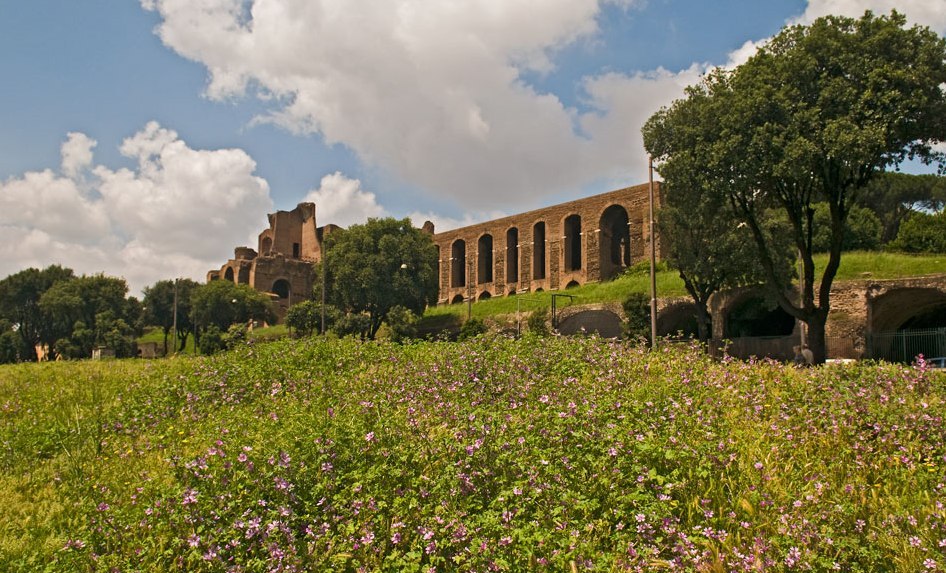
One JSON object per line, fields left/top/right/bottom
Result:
{"left": 648, "top": 157, "right": 658, "bottom": 348}
{"left": 320, "top": 259, "right": 327, "bottom": 335}
{"left": 171, "top": 278, "right": 178, "bottom": 356}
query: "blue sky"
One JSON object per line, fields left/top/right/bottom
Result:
{"left": 0, "top": 0, "right": 943, "bottom": 293}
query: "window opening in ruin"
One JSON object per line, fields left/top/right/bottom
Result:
{"left": 272, "top": 279, "right": 291, "bottom": 300}
{"left": 261, "top": 236, "right": 273, "bottom": 255}
{"left": 451, "top": 240, "right": 466, "bottom": 288}
{"left": 477, "top": 234, "right": 493, "bottom": 284}
{"left": 532, "top": 222, "right": 546, "bottom": 280}
{"left": 564, "top": 215, "right": 582, "bottom": 271}
{"left": 599, "top": 205, "right": 630, "bottom": 281}
{"left": 506, "top": 228, "right": 519, "bottom": 283}
{"left": 224, "top": 267, "right": 235, "bottom": 283}
{"left": 293, "top": 243, "right": 300, "bottom": 258}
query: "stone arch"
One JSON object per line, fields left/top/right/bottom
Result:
{"left": 725, "top": 293, "right": 795, "bottom": 338}
{"left": 869, "top": 288, "right": 946, "bottom": 333}
{"left": 506, "top": 227, "right": 519, "bottom": 284}
{"left": 477, "top": 234, "right": 494, "bottom": 284}
{"left": 599, "top": 204, "right": 630, "bottom": 281}
{"left": 260, "top": 235, "right": 273, "bottom": 256}
{"left": 479, "top": 291, "right": 492, "bottom": 301}
{"left": 657, "top": 302, "right": 702, "bottom": 339}
{"left": 507, "top": 288, "right": 518, "bottom": 297}
{"left": 224, "top": 267, "right": 235, "bottom": 282}
{"left": 451, "top": 294, "right": 465, "bottom": 305}
{"left": 451, "top": 240, "right": 466, "bottom": 288}
{"left": 565, "top": 280, "right": 581, "bottom": 289}
{"left": 563, "top": 214, "right": 582, "bottom": 271}
{"left": 272, "top": 279, "right": 291, "bottom": 300}
{"left": 558, "top": 310, "right": 622, "bottom": 338}
{"left": 532, "top": 221, "right": 546, "bottom": 280}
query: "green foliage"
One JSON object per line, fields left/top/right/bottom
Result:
{"left": 811, "top": 202, "right": 882, "bottom": 252}
{"left": 284, "top": 300, "right": 339, "bottom": 337}
{"left": 458, "top": 317, "right": 487, "bottom": 340}
{"left": 324, "top": 217, "right": 438, "bottom": 338}
{"left": 190, "top": 280, "right": 276, "bottom": 334}
{"left": 889, "top": 209, "right": 946, "bottom": 253}
{"left": 526, "top": 307, "right": 550, "bottom": 336}
{"left": 331, "top": 312, "right": 372, "bottom": 339}
{"left": 198, "top": 325, "right": 225, "bottom": 355}
{"left": 383, "top": 305, "right": 418, "bottom": 343}
{"left": 143, "top": 278, "right": 198, "bottom": 354}
{"left": 859, "top": 172, "right": 946, "bottom": 242}
{"left": 622, "top": 292, "right": 651, "bottom": 341}
{"left": 0, "top": 264, "right": 75, "bottom": 360}
{"left": 644, "top": 11, "right": 946, "bottom": 362}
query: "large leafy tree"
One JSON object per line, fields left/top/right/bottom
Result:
{"left": 190, "top": 280, "right": 276, "bottom": 340}
{"left": 644, "top": 11, "right": 946, "bottom": 362}
{"left": 859, "top": 172, "right": 946, "bottom": 242}
{"left": 143, "top": 278, "right": 198, "bottom": 354}
{"left": 0, "top": 265, "right": 75, "bottom": 360}
{"left": 323, "top": 217, "right": 438, "bottom": 339}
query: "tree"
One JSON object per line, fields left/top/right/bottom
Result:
{"left": 190, "top": 280, "right": 276, "bottom": 350}
{"left": 39, "top": 274, "right": 137, "bottom": 359}
{"left": 0, "top": 265, "right": 74, "bottom": 361}
{"left": 285, "top": 300, "right": 340, "bottom": 337}
{"left": 810, "top": 203, "right": 882, "bottom": 253}
{"left": 143, "top": 278, "right": 198, "bottom": 354}
{"left": 644, "top": 11, "right": 946, "bottom": 362}
{"left": 859, "top": 172, "right": 946, "bottom": 243}
{"left": 657, "top": 177, "right": 794, "bottom": 342}
{"left": 889, "top": 209, "right": 946, "bottom": 253}
{"left": 324, "top": 218, "right": 439, "bottom": 339}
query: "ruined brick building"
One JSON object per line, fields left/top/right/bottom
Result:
{"left": 429, "top": 183, "right": 659, "bottom": 304}
{"left": 207, "top": 202, "right": 338, "bottom": 317}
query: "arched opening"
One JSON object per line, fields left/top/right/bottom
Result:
{"left": 478, "top": 234, "right": 493, "bottom": 284}
{"left": 272, "top": 279, "right": 291, "bottom": 300}
{"left": 558, "top": 310, "right": 622, "bottom": 338}
{"left": 506, "top": 228, "right": 519, "bottom": 284}
{"left": 599, "top": 205, "right": 630, "bottom": 281}
{"left": 451, "top": 240, "right": 466, "bottom": 288}
{"left": 479, "top": 291, "right": 492, "bottom": 301}
{"left": 535, "top": 287, "right": 544, "bottom": 293}
{"left": 564, "top": 215, "right": 582, "bottom": 271}
{"left": 725, "top": 295, "right": 795, "bottom": 338}
{"left": 868, "top": 288, "right": 946, "bottom": 362}
{"left": 435, "top": 246, "right": 442, "bottom": 292}
{"left": 657, "top": 303, "right": 702, "bottom": 339}
{"left": 224, "top": 267, "right": 235, "bottom": 282}
{"left": 565, "top": 280, "right": 580, "bottom": 289}
{"left": 533, "top": 222, "right": 546, "bottom": 280}
{"left": 451, "top": 294, "right": 465, "bottom": 305}
{"left": 261, "top": 236, "right": 273, "bottom": 255}
{"left": 507, "top": 289, "right": 517, "bottom": 297}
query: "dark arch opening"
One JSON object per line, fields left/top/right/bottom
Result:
{"left": 224, "top": 267, "right": 235, "bottom": 282}
{"left": 726, "top": 295, "right": 795, "bottom": 338}
{"left": 478, "top": 234, "right": 493, "bottom": 284}
{"left": 451, "top": 240, "right": 466, "bottom": 288}
{"left": 657, "top": 303, "right": 703, "bottom": 339}
{"left": 435, "top": 245, "right": 441, "bottom": 292}
{"left": 272, "top": 279, "right": 291, "bottom": 300}
{"left": 533, "top": 222, "right": 546, "bottom": 280}
{"left": 599, "top": 205, "right": 630, "bottom": 281}
{"left": 564, "top": 215, "right": 582, "bottom": 271}
{"left": 506, "top": 228, "right": 519, "bottom": 284}
{"left": 870, "top": 288, "right": 946, "bottom": 333}
{"left": 261, "top": 236, "right": 273, "bottom": 255}
{"left": 451, "top": 294, "right": 465, "bottom": 305}
{"left": 479, "top": 291, "right": 492, "bottom": 301}
{"left": 507, "top": 289, "right": 517, "bottom": 297}
{"left": 565, "top": 280, "right": 580, "bottom": 289}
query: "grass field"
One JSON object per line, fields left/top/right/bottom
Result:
{"left": 2, "top": 335, "right": 945, "bottom": 571}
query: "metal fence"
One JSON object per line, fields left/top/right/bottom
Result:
{"left": 709, "top": 335, "right": 860, "bottom": 362}
{"left": 866, "top": 328, "right": 946, "bottom": 364}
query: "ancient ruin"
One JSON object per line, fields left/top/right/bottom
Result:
{"left": 207, "top": 202, "right": 339, "bottom": 318}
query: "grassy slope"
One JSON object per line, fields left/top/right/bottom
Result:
{"left": 1, "top": 337, "right": 944, "bottom": 571}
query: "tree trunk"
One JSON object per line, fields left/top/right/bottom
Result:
{"left": 694, "top": 301, "right": 711, "bottom": 343}
{"left": 805, "top": 309, "right": 829, "bottom": 364}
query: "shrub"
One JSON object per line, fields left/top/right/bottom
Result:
{"left": 383, "top": 305, "right": 418, "bottom": 343}
{"left": 285, "top": 300, "right": 339, "bottom": 337}
{"left": 458, "top": 317, "right": 488, "bottom": 340}
{"left": 622, "top": 292, "right": 651, "bottom": 341}
{"left": 527, "top": 307, "right": 550, "bottom": 336}
{"left": 198, "top": 324, "right": 224, "bottom": 354}
{"left": 889, "top": 210, "right": 946, "bottom": 253}
{"left": 331, "top": 313, "right": 372, "bottom": 339}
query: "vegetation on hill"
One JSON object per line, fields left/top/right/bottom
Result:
{"left": 0, "top": 336, "right": 944, "bottom": 571}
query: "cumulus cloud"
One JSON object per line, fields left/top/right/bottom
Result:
{"left": 797, "top": 0, "right": 946, "bottom": 33}
{"left": 142, "top": 0, "right": 670, "bottom": 211}
{"left": 301, "top": 172, "right": 385, "bottom": 228}
{"left": 0, "top": 123, "right": 273, "bottom": 295}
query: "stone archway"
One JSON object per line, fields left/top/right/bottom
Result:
{"left": 657, "top": 302, "right": 702, "bottom": 339}
{"left": 599, "top": 205, "right": 630, "bottom": 281}
{"left": 558, "top": 309, "right": 623, "bottom": 338}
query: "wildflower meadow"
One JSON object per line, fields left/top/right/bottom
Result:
{"left": 1, "top": 335, "right": 944, "bottom": 571}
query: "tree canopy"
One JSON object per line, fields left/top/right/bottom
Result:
{"left": 143, "top": 278, "right": 198, "bottom": 354}
{"left": 190, "top": 280, "right": 276, "bottom": 337}
{"left": 643, "top": 11, "right": 946, "bottom": 362}
{"left": 323, "top": 217, "right": 438, "bottom": 339}
{"left": 0, "top": 265, "right": 74, "bottom": 360}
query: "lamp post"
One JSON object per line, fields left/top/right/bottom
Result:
{"left": 648, "top": 156, "right": 658, "bottom": 347}
{"left": 320, "top": 258, "right": 327, "bottom": 335}
{"left": 171, "top": 278, "right": 178, "bottom": 356}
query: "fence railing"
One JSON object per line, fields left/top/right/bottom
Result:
{"left": 866, "top": 328, "right": 946, "bottom": 364}
{"left": 708, "top": 335, "right": 860, "bottom": 362}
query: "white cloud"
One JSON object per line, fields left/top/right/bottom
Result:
{"left": 0, "top": 123, "right": 273, "bottom": 296}
{"left": 797, "top": 1, "right": 946, "bottom": 33}
{"left": 142, "top": 0, "right": 659, "bottom": 212}
{"left": 302, "top": 172, "right": 385, "bottom": 228}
